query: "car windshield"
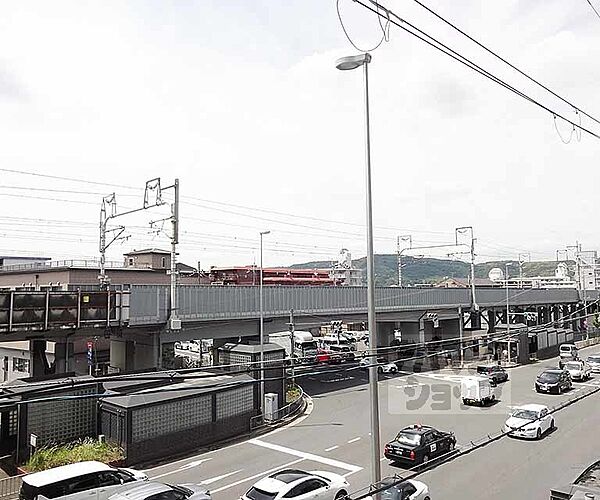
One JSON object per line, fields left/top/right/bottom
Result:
{"left": 245, "top": 487, "right": 277, "bottom": 500}
{"left": 588, "top": 356, "right": 600, "bottom": 363}
{"left": 512, "top": 409, "right": 539, "bottom": 420}
{"left": 381, "top": 484, "right": 408, "bottom": 499}
{"left": 301, "top": 341, "right": 317, "bottom": 350}
{"left": 565, "top": 362, "right": 581, "bottom": 370}
{"left": 538, "top": 372, "right": 559, "bottom": 382}
{"left": 395, "top": 432, "right": 421, "bottom": 446}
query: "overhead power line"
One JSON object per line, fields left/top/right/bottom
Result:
{"left": 410, "top": 0, "right": 600, "bottom": 127}
{"left": 586, "top": 0, "right": 600, "bottom": 21}
{"left": 353, "top": 0, "right": 600, "bottom": 140}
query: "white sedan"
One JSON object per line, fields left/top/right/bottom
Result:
{"left": 504, "top": 404, "right": 554, "bottom": 440}
{"left": 564, "top": 360, "right": 591, "bottom": 381}
{"left": 241, "top": 469, "right": 349, "bottom": 500}
{"left": 367, "top": 478, "right": 430, "bottom": 499}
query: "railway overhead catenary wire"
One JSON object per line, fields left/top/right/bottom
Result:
{"left": 349, "top": 0, "right": 600, "bottom": 140}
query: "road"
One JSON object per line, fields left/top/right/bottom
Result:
{"left": 144, "top": 345, "right": 600, "bottom": 499}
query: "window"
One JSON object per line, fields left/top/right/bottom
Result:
{"left": 128, "top": 257, "right": 135, "bottom": 266}
{"left": 66, "top": 474, "right": 98, "bottom": 494}
{"left": 402, "top": 483, "right": 417, "bottom": 499}
{"left": 161, "top": 257, "right": 166, "bottom": 268}
{"left": 97, "top": 472, "right": 122, "bottom": 487}
{"left": 285, "top": 479, "right": 327, "bottom": 497}
{"left": 12, "top": 357, "right": 30, "bottom": 373}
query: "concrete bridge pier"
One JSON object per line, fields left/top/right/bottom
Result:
{"left": 486, "top": 309, "right": 497, "bottom": 333}
{"left": 54, "top": 341, "right": 74, "bottom": 373}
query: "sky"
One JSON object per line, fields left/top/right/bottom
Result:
{"left": 1, "top": 0, "right": 600, "bottom": 270}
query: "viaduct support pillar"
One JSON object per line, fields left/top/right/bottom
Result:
{"left": 29, "top": 340, "right": 50, "bottom": 378}
{"left": 54, "top": 341, "right": 74, "bottom": 374}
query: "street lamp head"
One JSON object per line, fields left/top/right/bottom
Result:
{"left": 335, "top": 53, "right": 372, "bottom": 71}
{"left": 260, "top": 230, "right": 271, "bottom": 236}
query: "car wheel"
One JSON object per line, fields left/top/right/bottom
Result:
{"left": 423, "top": 497, "right": 430, "bottom": 500}
{"left": 335, "top": 490, "right": 347, "bottom": 500}
{"left": 536, "top": 428, "right": 542, "bottom": 440}
{"left": 557, "top": 385, "right": 562, "bottom": 395}
{"left": 422, "top": 454, "right": 430, "bottom": 465}
{"left": 449, "top": 441, "right": 455, "bottom": 451}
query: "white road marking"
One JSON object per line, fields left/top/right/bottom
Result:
{"left": 199, "top": 470, "right": 243, "bottom": 485}
{"left": 210, "top": 458, "right": 304, "bottom": 493}
{"left": 325, "top": 445, "right": 339, "bottom": 452}
{"left": 249, "top": 439, "right": 363, "bottom": 474}
{"left": 574, "top": 382, "right": 599, "bottom": 388}
{"left": 149, "top": 459, "right": 213, "bottom": 479}
{"left": 347, "top": 437, "right": 361, "bottom": 444}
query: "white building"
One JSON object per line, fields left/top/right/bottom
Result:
{"left": 0, "top": 341, "right": 55, "bottom": 384}
{"left": 330, "top": 249, "right": 363, "bottom": 286}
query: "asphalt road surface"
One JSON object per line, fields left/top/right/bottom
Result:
{"left": 144, "top": 345, "right": 600, "bottom": 499}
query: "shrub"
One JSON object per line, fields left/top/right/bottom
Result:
{"left": 25, "top": 438, "right": 124, "bottom": 472}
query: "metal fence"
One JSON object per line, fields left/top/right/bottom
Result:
{"left": 128, "top": 285, "right": 580, "bottom": 325}
{"left": 0, "top": 475, "right": 22, "bottom": 500}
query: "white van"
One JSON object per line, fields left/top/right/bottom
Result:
{"left": 559, "top": 344, "right": 579, "bottom": 368}
{"left": 461, "top": 376, "right": 496, "bottom": 406}
{"left": 20, "top": 461, "right": 147, "bottom": 500}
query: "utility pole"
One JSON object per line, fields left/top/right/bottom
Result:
{"left": 455, "top": 227, "right": 478, "bottom": 311}
{"left": 518, "top": 253, "right": 530, "bottom": 288}
{"left": 288, "top": 309, "right": 295, "bottom": 387}
{"left": 505, "top": 262, "right": 512, "bottom": 365}
{"left": 396, "top": 235, "right": 412, "bottom": 287}
{"left": 458, "top": 305, "right": 464, "bottom": 368}
{"left": 259, "top": 230, "right": 270, "bottom": 417}
{"left": 168, "top": 178, "right": 180, "bottom": 331}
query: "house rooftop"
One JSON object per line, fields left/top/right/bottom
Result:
{"left": 124, "top": 248, "right": 170, "bottom": 256}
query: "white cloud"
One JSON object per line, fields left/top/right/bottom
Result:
{"left": 0, "top": 0, "right": 599, "bottom": 269}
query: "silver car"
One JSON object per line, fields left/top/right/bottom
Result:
{"left": 109, "top": 482, "right": 210, "bottom": 500}
{"left": 587, "top": 355, "right": 600, "bottom": 373}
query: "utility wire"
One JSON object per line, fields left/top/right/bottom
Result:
{"left": 410, "top": 0, "right": 600, "bottom": 127}
{"left": 586, "top": 0, "right": 600, "bottom": 21}
{"left": 353, "top": 0, "right": 600, "bottom": 140}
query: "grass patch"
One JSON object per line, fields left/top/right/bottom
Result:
{"left": 25, "top": 438, "right": 124, "bottom": 473}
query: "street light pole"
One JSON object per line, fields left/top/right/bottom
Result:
{"left": 505, "top": 262, "right": 512, "bottom": 365}
{"left": 259, "top": 230, "right": 270, "bottom": 417}
{"left": 336, "top": 52, "right": 381, "bottom": 490}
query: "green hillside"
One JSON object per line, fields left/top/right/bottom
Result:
{"left": 291, "top": 255, "right": 570, "bottom": 287}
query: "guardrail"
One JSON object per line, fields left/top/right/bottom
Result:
{"left": 0, "top": 474, "right": 23, "bottom": 500}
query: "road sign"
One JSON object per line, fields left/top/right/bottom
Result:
{"left": 30, "top": 434, "right": 37, "bottom": 447}
{"left": 87, "top": 341, "right": 93, "bottom": 366}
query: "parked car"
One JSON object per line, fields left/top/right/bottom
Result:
{"left": 563, "top": 360, "right": 592, "bottom": 381}
{"left": 558, "top": 344, "right": 579, "bottom": 368}
{"left": 328, "top": 344, "right": 355, "bottom": 363}
{"left": 460, "top": 376, "right": 496, "bottom": 406}
{"left": 379, "top": 362, "right": 399, "bottom": 375}
{"left": 19, "top": 461, "right": 148, "bottom": 500}
{"left": 587, "top": 354, "right": 600, "bottom": 373}
{"left": 384, "top": 424, "right": 456, "bottom": 466}
{"left": 366, "top": 477, "right": 430, "bottom": 500}
{"left": 503, "top": 404, "right": 554, "bottom": 440}
{"left": 109, "top": 482, "right": 210, "bottom": 500}
{"left": 535, "top": 369, "right": 572, "bottom": 394}
{"left": 476, "top": 364, "right": 509, "bottom": 384}
{"left": 240, "top": 469, "right": 349, "bottom": 500}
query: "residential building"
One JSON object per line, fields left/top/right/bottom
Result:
{"left": 0, "top": 341, "right": 55, "bottom": 384}
{"left": 0, "top": 249, "right": 199, "bottom": 290}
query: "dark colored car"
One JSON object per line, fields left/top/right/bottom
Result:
{"left": 535, "top": 369, "right": 572, "bottom": 394}
{"left": 384, "top": 425, "right": 456, "bottom": 466}
{"left": 476, "top": 364, "right": 509, "bottom": 384}
{"left": 328, "top": 344, "right": 355, "bottom": 363}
